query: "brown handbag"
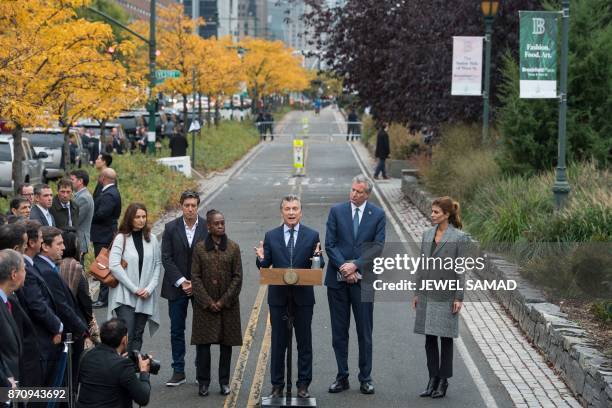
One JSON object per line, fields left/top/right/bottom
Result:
{"left": 89, "top": 234, "right": 128, "bottom": 288}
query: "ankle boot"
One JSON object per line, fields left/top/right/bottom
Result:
{"left": 431, "top": 378, "right": 448, "bottom": 398}
{"left": 419, "top": 377, "right": 440, "bottom": 397}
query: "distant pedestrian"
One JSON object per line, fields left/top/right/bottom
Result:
{"left": 164, "top": 117, "right": 176, "bottom": 139}
{"left": 347, "top": 109, "right": 360, "bottom": 141}
{"left": 413, "top": 197, "right": 472, "bottom": 399}
{"left": 169, "top": 133, "right": 189, "bottom": 157}
{"left": 373, "top": 122, "right": 390, "bottom": 180}
{"left": 264, "top": 112, "right": 274, "bottom": 141}
{"left": 256, "top": 112, "right": 266, "bottom": 142}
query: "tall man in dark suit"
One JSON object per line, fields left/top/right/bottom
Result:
{"left": 91, "top": 168, "right": 122, "bottom": 308}
{"left": 30, "top": 184, "right": 55, "bottom": 226}
{"left": 0, "top": 223, "right": 43, "bottom": 388}
{"left": 161, "top": 191, "right": 207, "bottom": 386}
{"left": 0, "top": 249, "right": 26, "bottom": 389}
{"left": 20, "top": 220, "right": 63, "bottom": 386}
{"left": 92, "top": 153, "right": 112, "bottom": 199}
{"left": 255, "top": 195, "right": 324, "bottom": 399}
{"left": 35, "top": 226, "right": 88, "bottom": 385}
{"left": 77, "top": 318, "right": 151, "bottom": 408}
{"left": 325, "top": 175, "right": 386, "bottom": 395}
{"left": 50, "top": 178, "right": 80, "bottom": 229}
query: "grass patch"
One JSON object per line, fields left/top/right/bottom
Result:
{"left": 195, "top": 120, "right": 259, "bottom": 173}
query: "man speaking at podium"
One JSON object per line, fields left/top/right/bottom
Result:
{"left": 254, "top": 195, "right": 324, "bottom": 400}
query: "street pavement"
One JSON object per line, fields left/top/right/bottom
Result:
{"left": 93, "top": 107, "right": 561, "bottom": 407}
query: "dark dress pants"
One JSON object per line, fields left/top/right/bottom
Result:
{"left": 196, "top": 344, "right": 232, "bottom": 386}
{"left": 374, "top": 158, "right": 387, "bottom": 178}
{"left": 115, "top": 305, "right": 148, "bottom": 352}
{"left": 168, "top": 295, "right": 193, "bottom": 373}
{"left": 327, "top": 282, "right": 374, "bottom": 383}
{"left": 425, "top": 335, "right": 454, "bottom": 379}
{"left": 269, "top": 304, "right": 313, "bottom": 388}
{"left": 93, "top": 242, "right": 110, "bottom": 303}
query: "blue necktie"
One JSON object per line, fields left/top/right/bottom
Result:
{"left": 288, "top": 228, "right": 295, "bottom": 267}
{"left": 353, "top": 208, "right": 360, "bottom": 239}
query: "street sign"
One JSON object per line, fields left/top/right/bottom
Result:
{"left": 188, "top": 120, "right": 201, "bottom": 132}
{"left": 154, "top": 70, "right": 181, "bottom": 85}
{"left": 519, "top": 11, "right": 558, "bottom": 98}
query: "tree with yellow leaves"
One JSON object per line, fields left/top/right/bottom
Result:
{"left": 0, "top": 0, "right": 140, "bottom": 188}
{"left": 238, "top": 38, "right": 310, "bottom": 112}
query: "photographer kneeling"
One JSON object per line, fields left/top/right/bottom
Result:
{"left": 77, "top": 318, "right": 152, "bottom": 407}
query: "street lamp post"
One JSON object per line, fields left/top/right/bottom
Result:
{"left": 147, "top": 0, "right": 157, "bottom": 155}
{"left": 481, "top": 0, "right": 499, "bottom": 143}
{"left": 552, "top": 0, "right": 571, "bottom": 209}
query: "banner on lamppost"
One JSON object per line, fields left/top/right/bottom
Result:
{"left": 519, "top": 11, "right": 558, "bottom": 98}
{"left": 451, "top": 36, "right": 484, "bottom": 96}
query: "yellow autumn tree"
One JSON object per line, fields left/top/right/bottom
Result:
{"left": 0, "top": 0, "right": 138, "bottom": 186}
{"left": 239, "top": 37, "right": 310, "bottom": 112}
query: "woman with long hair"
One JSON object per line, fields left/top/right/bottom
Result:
{"left": 412, "top": 196, "right": 472, "bottom": 399}
{"left": 108, "top": 203, "right": 161, "bottom": 352}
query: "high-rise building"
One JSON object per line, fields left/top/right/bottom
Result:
{"left": 217, "top": 0, "right": 239, "bottom": 40}
{"left": 236, "top": 0, "right": 267, "bottom": 39}
{"left": 115, "top": 0, "right": 177, "bottom": 21}
{"left": 181, "top": 0, "right": 218, "bottom": 38}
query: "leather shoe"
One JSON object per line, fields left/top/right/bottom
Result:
{"left": 220, "top": 384, "right": 230, "bottom": 396}
{"left": 431, "top": 378, "right": 448, "bottom": 398}
{"left": 297, "top": 385, "right": 310, "bottom": 398}
{"left": 419, "top": 377, "right": 440, "bottom": 397}
{"left": 360, "top": 381, "right": 375, "bottom": 394}
{"left": 268, "top": 386, "right": 283, "bottom": 398}
{"left": 92, "top": 301, "right": 107, "bottom": 308}
{"left": 328, "top": 378, "right": 349, "bottom": 393}
{"left": 198, "top": 384, "right": 209, "bottom": 397}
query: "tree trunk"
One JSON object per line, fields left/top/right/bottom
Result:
{"left": 207, "top": 96, "right": 212, "bottom": 128}
{"left": 214, "top": 95, "right": 220, "bottom": 127}
{"left": 198, "top": 93, "right": 202, "bottom": 126}
{"left": 182, "top": 94, "right": 188, "bottom": 136}
{"left": 99, "top": 119, "right": 107, "bottom": 152}
{"left": 12, "top": 125, "right": 24, "bottom": 194}
{"left": 63, "top": 126, "right": 71, "bottom": 172}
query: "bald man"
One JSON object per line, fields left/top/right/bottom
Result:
{"left": 91, "top": 167, "right": 122, "bottom": 308}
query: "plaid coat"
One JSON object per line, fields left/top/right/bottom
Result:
{"left": 191, "top": 235, "right": 243, "bottom": 346}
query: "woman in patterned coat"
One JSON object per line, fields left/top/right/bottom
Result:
{"left": 191, "top": 209, "right": 243, "bottom": 397}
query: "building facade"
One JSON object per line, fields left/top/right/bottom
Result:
{"left": 115, "top": 0, "right": 177, "bottom": 20}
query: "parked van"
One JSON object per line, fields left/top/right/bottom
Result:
{"left": 24, "top": 128, "right": 85, "bottom": 179}
{"left": 0, "top": 134, "right": 47, "bottom": 196}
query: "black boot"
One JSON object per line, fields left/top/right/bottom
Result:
{"left": 419, "top": 377, "right": 439, "bottom": 397}
{"left": 431, "top": 378, "right": 448, "bottom": 398}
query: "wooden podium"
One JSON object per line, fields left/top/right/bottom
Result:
{"left": 260, "top": 268, "right": 323, "bottom": 408}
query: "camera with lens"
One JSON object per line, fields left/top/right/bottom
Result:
{"left": 128, "top": 350, "right": 161, "bottom": 375}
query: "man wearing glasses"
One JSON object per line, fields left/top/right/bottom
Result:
{"left": 161, "top": 191, "right": 207, "bottom": 386}
{"left": 17, "top": 183, "right": 34, "bottom": 204}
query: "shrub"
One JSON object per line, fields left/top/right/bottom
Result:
{"left": 0, "top": 196, "right": 8, "bottom": 215}
{"left": 423, "top": 124, "right": 500, "bottom": 203}
{"left": 194, "top": 120, "right": 259, "bottom": 172}
{"left": 361, "top": 115, "right": 376, "bottom": 146}
{"left": 591, "top": 301, "right": 612, "bottom": 325}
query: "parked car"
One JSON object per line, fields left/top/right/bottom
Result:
{"left": 116, "top": 111, "right": 167, "bottom": 139}
{"left": 24, "top": 128, "right": 85, "bottom": 179}
{"left": 0, "top": 134, "right": 47, "bottom": 196}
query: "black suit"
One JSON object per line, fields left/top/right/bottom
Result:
{"left": 21, "top": 258, "right": 62, "bottom": 382}
{"left": 77, "top": 344, "right": 151, "bottom": 408}
{"left": 161, "top": 216, "right": 206, "bottom": 374}
{"left": 30, "top": 204, "right": 55, "bottom": 226}
{"left": 49, "top": 196, "right": 80, "bottom": 230}
{"left": 256, "top": 224, "right": 324, "bottom": 388}
{"left": 91, "top": 183, "right": 121, "bottom": 303}
{"left": 11, "top": 291, "right": 43, "bottom": 387}
{"left": 0, "top": 296, "right": 21, "bottom": 383}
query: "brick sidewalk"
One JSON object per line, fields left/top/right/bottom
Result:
{"left": 353, "top": 141, "right": 581, "bottom": 408}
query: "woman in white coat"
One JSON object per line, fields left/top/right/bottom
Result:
{"left": 108, "top": 202, "right": 161, "bottom": 352}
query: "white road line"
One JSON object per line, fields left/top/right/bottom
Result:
{"left": 343, "top": 120, "right": 500, "bottom": 408}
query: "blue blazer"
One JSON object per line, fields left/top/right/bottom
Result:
{"left": 91, "top": 184, "right": 122, "bottom": 245}
{"left": 324, "top": 201, "right": 386, "bottom": 288}
{"left": 34, "top": 256, "right": 87, "bottom": 338}
{"left": 256, "top": 224, "right": 324, "bottom": 306}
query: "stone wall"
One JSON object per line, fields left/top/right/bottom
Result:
{"left": 401, "top": 173, "right": 612, "bottom": 408}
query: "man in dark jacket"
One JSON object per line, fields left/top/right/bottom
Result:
{"left": 50, "top": 178, "right": 80, "bottom": 230}
{"left": 161, "top": 191, "right": 206, "bottom": 386}
{"left": 91, "top": 168, "right": 121, "bottom": 308}
{"left": 169, "top": 133, "right": 189, "bottom": 157}
{"left": 77, "top": 318, "right": 151, "bottom": 408}
{"left": 374, "top": 122, "right": 391, "bottom": 180}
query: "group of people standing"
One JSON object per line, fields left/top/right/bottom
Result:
{"left": 1, "top": 160, "right": 469, "bottom": 405}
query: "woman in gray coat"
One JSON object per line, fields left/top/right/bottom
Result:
{"left": 109, "top": 203, "right": 161, "bottom": 352}
{"left": 412, "top": 196, "right": 470, "bottom": 399}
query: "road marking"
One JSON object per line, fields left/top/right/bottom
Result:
{"left": 344, "top": 124, "right": 500, "bottom": 408}
{"left": 247, "top": 313, "right": 272, "bottom": 407}
{"left": 224, "top": 285, "right": 267, "bottom": 408}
